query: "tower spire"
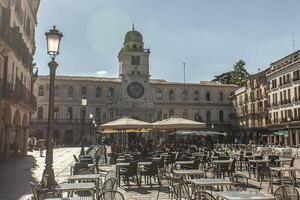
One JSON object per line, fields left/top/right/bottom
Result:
{"left": 132, "top": 23, "right": 135, "bottom": 31}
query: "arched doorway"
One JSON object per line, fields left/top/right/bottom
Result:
{"left": 64, "top": 130, "right": 74, "bottom": 145}
{"left": 53, "top": 130, "right": 60, "bottom": 146}
{"left": 12, "top": 110, "right": 21, "bottom": 155}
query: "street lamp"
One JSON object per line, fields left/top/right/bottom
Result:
{"left": 89, "top": 113, "right": 94, "bottom": 145}
{"left": 80, "top": 96, "right": 87, "bottom": 155}
{"left": 43, "top": 26, "right": 63, "bottom": 189}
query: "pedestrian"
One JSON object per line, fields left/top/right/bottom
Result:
{"left": 39, "top": 140, "right": 45, "bottom": 157}
{"left": 104, "top": 145, "right": 108, "bottom": 165}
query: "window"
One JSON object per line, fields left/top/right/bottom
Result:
{"left": 194, "top": 90, "right": 199, "bottom": 101}
{"left": 182, "top": 89, "right": 187, "bottom": 100}
{"left": 219, "top": 92, "right": 224, "bottom": 101}
{"left": 67, "top": 86, "right": 73, "bottom": 97}
{"left": 102, "top": 112, "right": 107, "bottom": 122}
{"left": 54, "top": 86, "right": 60, "bottom": 97}
{"left": 67, "top": 107, "right": 73, "bottom": 120}
{"left": 109, "top": 108, "right": 114, "bottom": 121}
{"left": 194, "top": 113, "right": 202, "bottom": 122}
{"left": 108, "top": 88, "right": 114, "bottom": 97}
{"left": 169, "top": 90, "right": 174, "bottom": 100}
{"left": 219, "top": 110, "right": 224, "bottom": 122}
{"left": 206, "top": 91, "right": 211, "bottom": 101}
{"left": 81, "top": 87, "right": 87, "bottom": 97}
{"left": 54, "top": 107, "right": 59, "bottom": 120}
{"left": 156, "top": 89, "right": 162, "bottom": 99}
{"left": 95, "top": 108, "right": 101, "bottom": 123}
{"left": 182, "top": 109, "right": 188, "bottom": 118}
{"left": 206, "top": 110, "right": 211, "bottom": 123}
{"left": 157, "top": 110, "right": 162, "bottom": 121}
{"left": 169, "top": 109, "right": 174, "bottom": 117}
{"left": 38, "top": 85, "right": 44, "bottom": 96}
{"left": 38, "top": 106, "right": 43, "bottom": 120}
{"left": 96, "top": 87, "right": 101, "bottom": 98}
{"left": 131, "top": 55, "right": 140, "bottom": 65}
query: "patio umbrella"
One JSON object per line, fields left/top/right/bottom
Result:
{"left": 153, "top": 116, "right": 206, "bottom": 130}
{"left": 196, "top": 131, "right": 228, "bottom": 136}
{"left": 99, "top": 116, "right": 153, "bottom": 130}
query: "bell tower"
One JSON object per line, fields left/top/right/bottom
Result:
{"left": 118, "top": 25, "right": 151, "bottom": 101}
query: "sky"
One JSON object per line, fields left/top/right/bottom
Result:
{"left": 34, "top": 0, "right": 300, "bottom": 83}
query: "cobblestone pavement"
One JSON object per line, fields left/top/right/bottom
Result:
{"left": 1, "top": 148, "right": 300, "bottom": 200}
{"left": 0, "top": 147, "right": 80, "bottom": 200}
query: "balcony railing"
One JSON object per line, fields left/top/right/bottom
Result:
{"left": 0, "top": 77, "right": 36, "bottom": 110}
{"left": 0, "top": 8, "right": 33, "bottom": 70}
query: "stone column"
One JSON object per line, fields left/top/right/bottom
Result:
{"left": 284, "top": 136, "right": 288, "bottom": 147}
{"left": 296, "top": 130, "right": 300, "bottom": 146}
{"left": 23, "top": 127, "right": 29, "bottom": 155}
{"left": 290, "top": 130, "right": 294, "bottom": 146}
{"left": 4, "top": 125, "right": 11, "bottom": 159}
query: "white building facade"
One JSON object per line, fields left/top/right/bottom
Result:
{"left": 0, "top": 0, "right": 40, "bottom": 159}
{"left": 267, "top": 50, "right": 300, "bottom": 146}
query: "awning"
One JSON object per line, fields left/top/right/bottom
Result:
{"left": 273, "top": 130, "right": 289, "bottom": 137}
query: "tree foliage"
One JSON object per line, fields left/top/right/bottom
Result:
{"left": 212, "top": 60, "right": 249, "bottom": 86}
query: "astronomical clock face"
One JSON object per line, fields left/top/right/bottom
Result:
{"left": 127, "top": 82, "right": 144, "bottom": 99}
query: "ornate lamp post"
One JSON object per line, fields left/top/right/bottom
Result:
{"left": 89, "top": 113, "right": 94, "bottom": 145}
{"left": 80, "top": 96, "right": 87, "bottom": 155}
{"left": 43, "top": 26, "right": 63, "bottom": 189}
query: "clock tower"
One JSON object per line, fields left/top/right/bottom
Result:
{"left": 117, "top": 26, "right": 153, "bottom": 121}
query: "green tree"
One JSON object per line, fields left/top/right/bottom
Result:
{"left": 212, "top": 59, "right": 249, "bottom": 86}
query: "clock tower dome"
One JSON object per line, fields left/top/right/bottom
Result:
{"left": 118, "top": 25, "right": 151, "bottom": 101}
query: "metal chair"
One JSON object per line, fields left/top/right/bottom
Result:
{"left": 274, "top": 185, "right": 300, "bottom": 200}
{"left": 172, "top": 181, "right": 191, "bottom": 200}
{"left": 105, "top": 170, "right": 117, "bottom": 182}
{"left": 230, "top": 174, "right": 248, "bottom": 191}
{"left": 98, "top": 190, "right": 125, "bottom": 200}
{"left": 30, "top": 182, "right": 60, "bottom": 200}
{"left": 193, "top": 191, "right": 216, "bottom": 200}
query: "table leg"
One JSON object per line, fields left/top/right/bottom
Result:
{"left": 256, "top": 163, "right": 259, "bottom": 182}
{"left": 248, "top": 162, "right": 251, "bottom": 179}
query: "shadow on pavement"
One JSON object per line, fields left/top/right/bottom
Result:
{"left": 0, "top": 155, "right": 38, "bottom": 200}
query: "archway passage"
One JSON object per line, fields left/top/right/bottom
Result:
{"left": 64, "top": 130, "right": 74, "bottom": 146}
{"left": 53, "top": 130, "right": 60, "bottom": 146}
{"left": 12, "top": 110, "right": 21, "bottom": 155}
{"left": 21, "top": 114, "right": 29, "bottom": 154}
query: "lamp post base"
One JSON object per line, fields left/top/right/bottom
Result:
{"left": 80, "top": 145, "right": 85, "bottom": 155}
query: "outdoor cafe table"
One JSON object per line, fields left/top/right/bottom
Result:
{"left": 189, "top": 178, "right": 232, "bottom": 192}
{"left": 45, "top": 198, "right": 93, "bottom": 200}
{"left": 68, "top": 174, "right": 102, "bottom": 187}
{"left": 212, "top": 159, "right": 233, "bottom": 178}
{"left": 270, "top": 166, "right": 300, "bottom": 186}
{"left": 57, "top": 182, "right": 96, "bottom": 198}
{"left": 213, "top": 190, "right": 275, "bottom": 200}
{"left": 275, "top": 158, "right": 292, "bottom": 166}
{"left": 173, "top": 169, "right": 205, "bottom": 179}
{"left": 248, "top": 159, "right": 269, "bottom": 181}
{"left": 175, "top": 160, "right": 194, "bottom": 165}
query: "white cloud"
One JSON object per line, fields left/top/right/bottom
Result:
{"left": 94, "top": 70, "right": 108, "bottom": 76}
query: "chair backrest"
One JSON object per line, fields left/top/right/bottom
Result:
{"left": 103, "top": 178, "right": 118, "bottom": 191}
{"left": 105, "top": 170, "right": 117, "bottom": 181}
{"left": 30, "top": 182, "right": 38, "bottom": 200}
{"left": 172, "top": 181, "right": 191, "bottom": 199}
{"left": 290, "top": 157, "right": 295, "bottom": 167}
{"left": 99, "top": 190, "right": 125, "bottom": 200}
{"left": 194, "top": 191, "right": 216, "bottom": 200}
{"left": 230, "top": 159, "right": 237, "bottom": 173}
{"left": 126, "top": 161, "right": 138, "bottom": 176}
{"left": 254, "top": 155, "right": 263, "bottom": 160}
{"left": 230, "top": 173, "right": 248, "bottom": 191}
{"left": 274, "top": 185, "right": 300, "bottom": 200}
{"left": 73, "top": 154, "right": 79, "bottom": 163}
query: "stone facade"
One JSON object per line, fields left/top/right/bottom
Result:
{"left": 31, "top": 27, "right": 238, "bottom": 145}
{"left": 231, "top": 70, "right": 268, "bottom": 143}
{"left": 0, "top": 0, "right": 40, "bottom": 159}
